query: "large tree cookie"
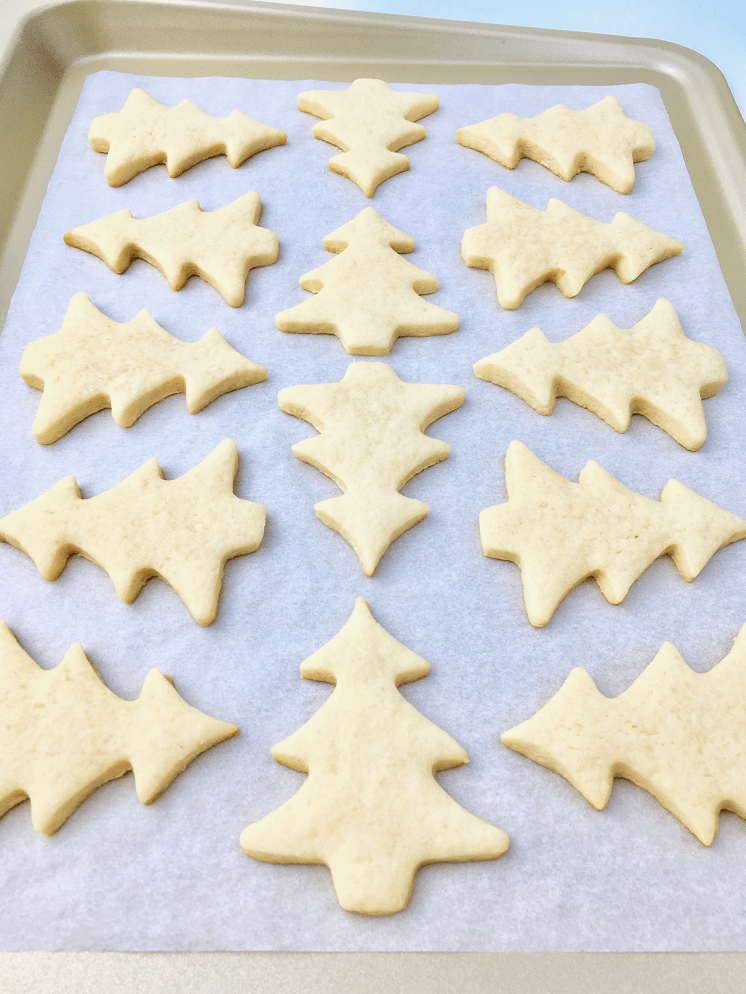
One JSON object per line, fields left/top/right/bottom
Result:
{"left": 278, "top": 362, "right": 464, "bottom": 575}
{"left": 21, "top": 292, "right": 268, "bottom": 443}
{"left": 474, "top": 299, "right": 727, "bottom": 451}
{"left": 457, "top": 95, "right": 655, "bottom": 193}
{"left": 89, "top": 87, "right": 287, "bottom": 187}
{"left": 480, "top": 440, "right": 746, "bottom": 627}
{"left": 461, "top": 187, "right": 683, "bottom": 309}
{"left": 298, "top": 78, "right": 439, "bottom": 196}
{"left": 502, "top": 623, "right": 746, "bottom": 845}
{"left": 63, "top": 192, "right": 278, "bottom": 307}
{"left": 241, "top": 597, "right": 508, "bottom": 915}
{"left": 276, "top": 207, "right": 458, "bottom": 355}
{"left": 0, "top": 439, "right": 265, "bottom": 625}
{"left": 0, "top": 619, "right": 237, "bottom": 836}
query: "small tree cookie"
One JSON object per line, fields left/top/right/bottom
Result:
{"left": 21, "top": 292, "right": 267, "bottom": 443}
{"left": 0, "top": 439, "right": 265, "bottom": 626}
{"left": 241, "top": 598, "right": 508, "bottom": 915}
{"left": 89, "top": 88, "right": 287, "bottom": 187}
{"left": 480, "top": 441, "right": 746, "bottom": 627}
{"left": 64, "top": 192, "right": 278, "bottom": 307}
{"left": 462, "top": 187, "right": 683, "bottom": 309}
{"left": 278, "top": 362, "right": 465, "bottom": 575}
{"left": 457, "top": 95, "right": 655, "bottom": 193}
{"left": 298, "top": 78, "right": 439, "bottom": 196}
{"left": 276, "top": 207, "right": 458, "bottom": 355}
{"left": 474, "top": 299, "right": 727, "bottom": 451}
{"left": 502, "top": 623, "right": 746, "bottom": 845}
{"left": 0, "top": 619, "right": 237, "bottom": 836}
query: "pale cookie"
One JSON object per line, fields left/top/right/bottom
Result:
{"left": 278, "top": 362, "right": 464, "bottom": 575}
{"left": 480, "top": 440, "right": 746, "bottom": 627}
{"left": 0, "top": 619, "right": 237, "bottom": 836}
{"left": 0, "top": 439, "right": 265, "bottom": 626}
{"left": 298, "top": 78, "right": 439, "bottom": 196}
{"left": 275, "top": 207, "right": 458, "bottom": 355}
{"left": 502, "top": 622, "right": 746, "bottom": 846}
{"left": 89, "top": 87, "right": 287, "bottom": 187}
{"left": 474, "top": 299, "right": 727, "bottom": 451}
{"left": 461, "top": 187, "right": 683, "bottom": 309}
{"left": 21, "top": 292, "right": 268, "bottom": 444}
{"left": 63, "top": 192, "right": 278, "bottom": 307}
{"left": 241, "top": 597, "right": 508, "bottom": 915}
{"left": 457, "top": 95, "right": 655, "bottom": 193}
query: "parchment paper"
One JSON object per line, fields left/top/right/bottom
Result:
{"left": 0, "top": 72, "right": 745, "bottom": 952}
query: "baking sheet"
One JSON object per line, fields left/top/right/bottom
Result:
{"left": 0, "top": 70, "right": 745, "bottom": 952}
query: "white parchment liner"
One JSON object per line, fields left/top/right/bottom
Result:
{"left": 0, "top": 72, "right": 744, "bottom": 951}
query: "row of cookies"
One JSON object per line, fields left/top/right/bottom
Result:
{"left": 5, "top": 585, "right": 744, "bottom": 915}
{"left": 60, "top": 192, "right": 685, "bottom": 329}
{"left": 90, "top": 80, "right": 654, "bottom": 197}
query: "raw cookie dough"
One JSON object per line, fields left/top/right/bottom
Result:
{"left": 298, "top": 78, "right": 439, "bottom": 196}
{"left": 241, "top": 597, "right": 508, "bottom": 915}
{"left": 480, "top": 440, "right": 746, "bottom": 627}
{"left": 89, "top": 87, "right": 287, "bottom": 186}
{"left": 0, "top": 439, "right": 266, "bottom": 626}
{"left": 502, "top": 623, "right": 746, "bottom": 845}
{"left": 278, "top": 362, "right": 465, "bottom": 575}
{"left": 457, "top": 95, "right": 655, "bottom": 193}
{"left": 473, "top": 299, "right": 727, "bottom": 451}
{"left": 275, "top": 206, "right": 458, "bottom": 355}
{"left": 461, "top": 187, "right": 683, "bottom": 309}
{"left": 63, "top": 192, "right": 279, "bottom": 307}
{"left": 21, "top": 292, "right": 267, "bottom": 443}
{"left": 0, "top": 619, "right": 237, "bottom": 836}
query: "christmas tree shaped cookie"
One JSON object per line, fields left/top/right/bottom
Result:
{"left": 278, "top": 362, "right": 465, "bottom": 575}
{"left": 0, "top": 439, "right": 265, "bottom": 625}
{"left": 241, "top": 598, "right": 508, "bottom": 915}
{"left": 457, "top": 95, "right": 655, "bottom": 193}
{"left": 89, "top": 88, "right": 287, "bottom": 187}
{"left": 474, "top": 299, "right": 727, "bottom": 451}
{"left": 64, "top": 192, "right": 278, "bottom": 307}
{"left": 502, "top": 622, "right": 746, "bottom": 845}
{"left": 461, "top": 187, "right": 683, "bottom": 309}
{"left": 276, "top": 207, "right": 458, "bottom": 355}
{"left": 0, "top": 619, "right": 237, "bottom": 836}
{"left": 21, "top": 292, "right": 268, "bottom": 443}
{"left": 298, "top": 78, "right": 439, "bottom": 196}
{"left": 480, "top": 441, "right": 746, "bottom": 626}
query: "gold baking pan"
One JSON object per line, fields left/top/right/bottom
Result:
{"left": 1, "top": 2, "right": 746, "bottom": 990}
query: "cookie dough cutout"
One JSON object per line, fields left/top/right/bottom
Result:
{"left": 64, "top": 192, "right": 278, "bottom": 307}
{"left": 89, "top": 88, "right": 287, "bottom": 187}
{"left": 502, "top": 623, "right": 746, "bottom": 845}
{"left": 0, "top": 619, "right": 237, "bottom": 836}
{"left": 276, "top": 207, "right": 458, "bottom": 355}
{"left": 474, "top": 299, "right": 727, "bottom": 451}
{"left": 461, "top": 187, "right": 683, "bottom": 309}
{"left": 298, "top": 78, "right": 439, "bottom": 196}
{"left": 480, "top": 441, "right": 746, "bottom": 627}
{"left": 278, "top": 362, "right": 465, "bottom": 575}
{"left": 241, "top": 597, "right": 508, "bottom": 915}
{"left": 457, "top": 95, "right": 655, "bottom": 193}
{"left": 0, "top": 439, "right": 265, "bottom": 626}
{"left": 21, "top": 292, "right": 268, "bottom": 444}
